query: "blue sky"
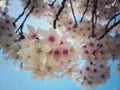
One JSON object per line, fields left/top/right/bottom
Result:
{"left": 0, "top": 0, "right": 120, "bottom": 90}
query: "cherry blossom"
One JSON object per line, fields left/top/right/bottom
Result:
{"left": 17, "top": 39, "right": 51, "bottom": 67}
{"left": 20, "top": 0, "right": 50, "bottom": 18}
{"left": 39, "top": 28, "right": 61, "bottom": 48}
{"left": 25, "top": 25, "right": 40, "bottom": 40}
{"left": 0, "top": 0, "right": 120, "bottom": 90}
{"left": 74, "top": 62, "right": 110, "bottom": 89}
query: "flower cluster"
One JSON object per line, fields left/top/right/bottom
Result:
{"left": 75, "top": 0, "right": 119, "bottom": 22}
{"left": 20, "top": 0, "right": 50, "bottom": 18}
{"left": 17, "top": 25, "right": 77, "bottom": 81}
{"left": 75, "top": 37, "right": 112, "bottom": 63}
{"left": 74, "top": 61, "right": 110, "bottom": 89}
{"left": 0, "top": 1, "right": 20, "bottom": 61}
{"left": 0, "top": 0, "right": 120, "bottom": 90}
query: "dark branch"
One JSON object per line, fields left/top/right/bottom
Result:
{"left": 105, "top": 13, "right": 120, "bottom": 31}
{"left": 91, "top": 0, "right": 98, "bottom": 37}
{"left": 53, "top": 0, "right": 67, "bottom": 29}
{"left": 98, "top": 13, "right": 120, "bottom": 40}
{"left": 15, "top": 6, "right": 35, "bottom": 34}
{"left": 99, "top": 20, "right": 120, "bottom": 40}
{"left": 69, "top": 0, "right": 77, "bottom": 28}
{"left": 48, "top": 0, "right": 57, "bottom": 7}
{"left": 13, "top": 0, "right": 31, "bottom": 26}
{"left": 80, "top": 0, "right": 90, "bottom": 22}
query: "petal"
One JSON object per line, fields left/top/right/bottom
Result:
{"left": 27, "top": 25, "right": 35, "bottom": 33}
{"left": 41, "top": 44, "right": 51, "bottom": 52}
{"left": 39, "top": 53, "right": 47, "bottom": 65}
{"left": 39, "top": 29, "right": 49, "bottom": 37}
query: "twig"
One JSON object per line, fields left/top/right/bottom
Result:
{"left": 105, "top": 13, "right": 120, "bottom": 31}
{"left": 99, "top": 20, "right": 120, "bottom": 40}
{"left": 98, "top": 13, "right": 120, "bottom": 40}
{"left": 69, "top": 0, "right": 77, "bottom": 28}
{"left": 48, "top": 0, "right": 57, "bottom": 6}
{"left": 80, "top": 0, "right": 90, "bottom": 22}
{"left": 15, "top": 6, "right": 35, "bottom": 34}
{"left": 91, "top": 0, "right": 98, "bottom": 37}
{"left": 53, "top": 0, "right": 67, "bottom": 29}
{"left": 13, "top": 0, "right": 31, "bottom": 26}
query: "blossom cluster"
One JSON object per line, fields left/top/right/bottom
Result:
{"left": 0, "top": 0, "right": 120, "bottom": 90}
{"left": 0, "top": 1, "right": 20, "bottom": 61}
{"left": 74, "top": 62, "right": 110, "bottom": 89}
{"left": 17, "top": 25, "right": 77, "bottom": 81}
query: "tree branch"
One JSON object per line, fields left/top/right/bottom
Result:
{"left": 15, "top": 6, "right": 35, "bottom": 34}
{"left": 80, "top": 0, "right": 90, "bottom": 22}
{"left": 53, "top": 0, "right": 67, "bottom": 29}
{"left": 98, "top": 13, "right": 120, "bottom": 40}
{"left": 69, "top": 0, "right": 77, "bottom": 28}
{"left": 91, "top": 0, "right": 98, "bottom": 37}
{"left": 48, "top": 0, "right": 57, "bottom": 7}
{"left": 13, "top": 0, "right": 31, "bottom": 26}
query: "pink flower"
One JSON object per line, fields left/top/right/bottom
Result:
{"left": 47, "top": 42, "right": 76, "bottom": 66}
{"left": 39, "top": 28, "right": 61, "bottom": 48}
{"left": 25, "top": 25, "right": 40, "bottom": 40}
{"left": 51, "top": 46, "right": 63, "bottom": 65}
{"left": 61, "top": 63, "right": 79, "bottom": 80}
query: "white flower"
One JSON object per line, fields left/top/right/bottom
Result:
{"left": 61, "top": 63, "right": 79, "bottom": 80}
{"left": 73, "top": 62, "right": 110, "bottom": 88}
{"left": 20, "top": 0, "right": 49, "bottom": 18}
{"left": 39, "top": 28, "right": 61, "bottom": 48}
{"left": 17, "top": 39, "right": 51, "bottom": 67}
{"left": 24, "top": 25, "right": 40, "bottom": 40}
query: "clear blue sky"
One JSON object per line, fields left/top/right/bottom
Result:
{"left": 0, "top": 0, "right": 120, "bottom": 90}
